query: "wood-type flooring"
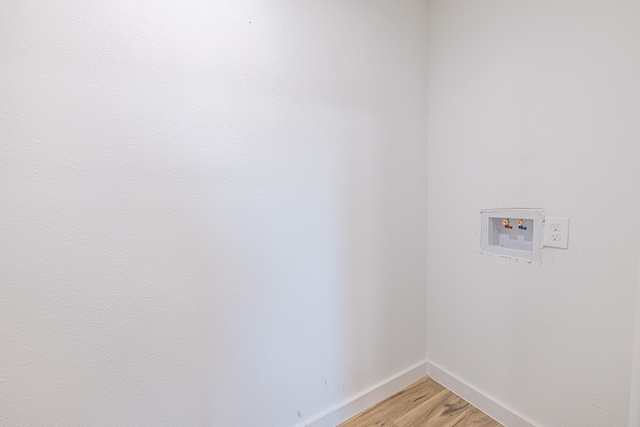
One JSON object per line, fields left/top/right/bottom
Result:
{"left": 338, "top": 376, "right": 502, "bottom": 427}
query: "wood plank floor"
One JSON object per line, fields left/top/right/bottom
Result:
{"left": 338, "top": 377, "right": 502, "bottom": 427}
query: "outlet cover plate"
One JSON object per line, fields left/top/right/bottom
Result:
{"left": 543, "top": 217, "right": 570, "bottom": 249}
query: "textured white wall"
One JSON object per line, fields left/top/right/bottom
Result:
{"left": 427, "top": 1, "right": 640, "bottom": 426}
{"left": 0, "top": 1, "right": 428, "bottom": 426}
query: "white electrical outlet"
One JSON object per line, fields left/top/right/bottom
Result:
{"left": 543, "top": 217, "right": 570, "bottom": 249}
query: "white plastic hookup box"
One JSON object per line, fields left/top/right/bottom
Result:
{"left": 481, "top": 208, "right": 544, "bottom": 261}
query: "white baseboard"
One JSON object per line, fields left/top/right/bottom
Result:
{"left": 300, "top": 360, "right": 428, "bottom": 427}
{"left": 426, "top": 362, "right": 538, "bottom": 427}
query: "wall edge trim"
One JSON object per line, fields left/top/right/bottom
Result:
{"left": 300, "top": 360, "right": 428, "bottom": 427}
{"left": 426, "top": 362, "right": 538, "bottom": 427}
{"left": 629, "top": 244, "right": 640, "bottom": 427}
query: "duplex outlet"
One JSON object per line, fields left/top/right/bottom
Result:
{"left": 544, "top": 217, "right": 570, "bottom": 249}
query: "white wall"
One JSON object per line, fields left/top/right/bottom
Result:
{"left": 631, "top": 245, "right": 640, "bottom": 426}
{"left": 427, "top": 1, "right": 640, "bottom": 427}
{"left": 0, "top": 1, "right": 428, "bottom": 426}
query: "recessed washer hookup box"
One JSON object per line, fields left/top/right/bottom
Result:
{"left": 481, "top": 208, "right": 543, "bottom": 261}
